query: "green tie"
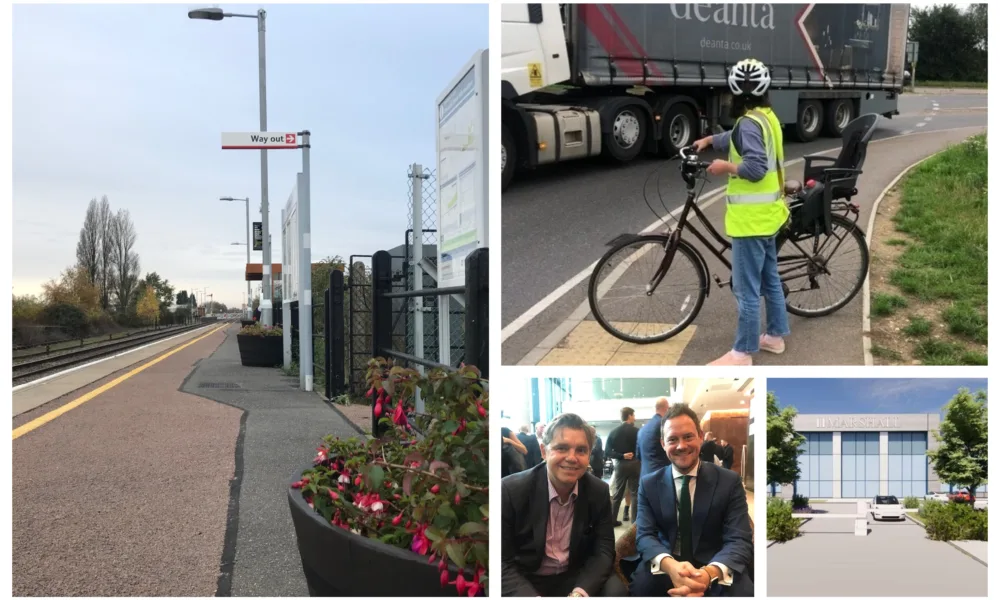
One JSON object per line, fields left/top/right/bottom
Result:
{"left": 679, "top": 475, "right": 693, "bottom": 562}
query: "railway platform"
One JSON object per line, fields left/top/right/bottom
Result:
{"left": 12, "top": 322, "right": 359, "bottom": 596}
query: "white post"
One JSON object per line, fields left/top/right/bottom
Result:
{"left": 282, "top": 207, "right": 291, "bottom": 369}
{"left": 855, "top": 500, "right": 868, "bottom": 536}
{"left": 411, "top": 163, "right": 425, "bottom": 413}
{"left": 298, "top": 132, "right": 312, "bottom": 392}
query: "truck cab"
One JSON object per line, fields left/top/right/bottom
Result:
{"left": 500, "top": 4, "right": 569, "bottom": 98}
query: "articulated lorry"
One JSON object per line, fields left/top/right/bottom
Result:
{"left": 501, "top": 3, "right": 911, "bottom": 189}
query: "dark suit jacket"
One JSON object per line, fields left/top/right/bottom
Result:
{"left": 634, "top": 461, "right": 753, "bottom": 593}
{"left": 517, "top": 432, "right": 543, "bottom": 468}
{"left": 636, "top": 414, "right": 671, "bottom": 480}
{"left": 720, "top": 445, "right": 734, "bottom": 470}
{"left": 501, "top": 463, "right": 615, "bottom": 596}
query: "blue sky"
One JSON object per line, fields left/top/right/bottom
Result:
{"left": 768, "top": 378, "right": 988, "bottom": 415}
{"left": 12, "top": 3, "right": 488, "bottom": 308}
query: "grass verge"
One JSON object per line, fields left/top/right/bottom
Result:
{"left": 868, "top": 134, "right": 987, "bottom": 365}
{"left": 917, "top": 80, "right": 988, "bottom": 89}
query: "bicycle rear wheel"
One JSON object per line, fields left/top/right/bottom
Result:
{"left": 588, "top": 235, "right": 708, "bottom": 344}
{"left": 777, "top": 213, "right": 869, "bottom": 317}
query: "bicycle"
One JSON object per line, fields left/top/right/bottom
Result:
{"left": 587, "top": 133, "right": 872, "bottom": 345}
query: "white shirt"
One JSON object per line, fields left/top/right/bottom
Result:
{"left": 650, "top": 461, "right": 734, "bottom": 586}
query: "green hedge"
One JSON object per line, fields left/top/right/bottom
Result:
{"left": 920, "top": 500, "right": 987, "bottom": 541}
{"left": 903, "top": 496, "right": 920, "bottom": 509}
{"left": 791, "top": 494, "right": 810, "bottom": 509}
{"left": 767, "top": 497, "right": 801, "bottom": 542}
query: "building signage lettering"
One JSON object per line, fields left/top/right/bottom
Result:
{"left": 814, "top": 416, "right": 901, "bottom": 429}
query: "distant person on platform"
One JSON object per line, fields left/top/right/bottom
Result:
{"left": 718, "top": 439, "right": 735, "bottom": 470}
{"left": 607, "top": 407, "right": 641, "bottom": 526}
{"left": 502, "top": 426, "right": 529, "bottom": 478}
{"left": 501, "top": 413, "right": 617, "bottom": 597}
{"left": 631, "top": 404, "right": 753, "bottom": 597}
{"left": 518, "top": 424, "right": 543, "bottom": 468}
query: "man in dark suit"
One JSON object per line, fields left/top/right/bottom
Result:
{"left": 636, "top": 397, "right": 672, "bottom": 480}
{"left": 631, "top": 404, "right": 753, "bottom": 597}
{"left": 718, "top": 440, "right": 735, "bottom": 470}
{"left": 700, "top": 431, "right": 718, "bottom": 465}
{"left": 501, "top": 413, "right": 617, "bottom": 597}
{"left": 517, "top": 424, "right": 543, "bottom": 468}
{"left": 607, "top": 407, "right": 641, "bottom": 525}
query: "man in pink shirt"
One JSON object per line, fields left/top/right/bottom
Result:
{"left": 501, "top": 413, "right": 617, "bottom": 596}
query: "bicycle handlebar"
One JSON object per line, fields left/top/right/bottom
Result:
{"left": 678, "top": 145, "right": 713, "bottom": 170}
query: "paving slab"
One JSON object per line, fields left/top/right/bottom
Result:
{"left": 768, "top": 503, "right": 987, "bottom": 596}
{"left": 180, "top": 324, "right": 362, "bottom": 597}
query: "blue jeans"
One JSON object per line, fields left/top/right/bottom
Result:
{"left": 731, "top": 235, "right": 790, "bottom": 353}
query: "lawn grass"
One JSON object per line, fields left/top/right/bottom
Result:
{"left": 882, "top": 134, "right": 988, "bottom": 362}
{"left": 917, "top": 80, "right": 988, "bottom": 89}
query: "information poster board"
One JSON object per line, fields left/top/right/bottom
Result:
{"left": 436, "top": 49, "right": 489, "bottom": 289}
{"left": 253, "top": 222, "right": 263, "bottom": 251}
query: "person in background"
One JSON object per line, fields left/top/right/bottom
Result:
{"left": 700, "top": 432, "right": 718, "bottom": 465}
{"left": 590, "top": 430, "right": 605, "bottom": 479}
{"left": 606, "top": 407, "right": 641, "bottom": 526}
{"left": 635, "top": 398, "right": 672, "bottom": 503}
{"left": 518, "top": 424, "right": 543, "bottom": 468}
{"left": 501, "top": 414, "right": 617, "bottom": 597}
{"left": 502, "top": 426, "right": 528, "bottom": 478}
{"left": 718, "top": 439, "right": 735, "bottom": 470}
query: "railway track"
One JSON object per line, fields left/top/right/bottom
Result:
{"left": 12, "top": 323, "right": 215, "bottom": 386}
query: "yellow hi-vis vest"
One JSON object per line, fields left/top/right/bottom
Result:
{"left": 724, "top": 107, "right": 790, "bottom": 238}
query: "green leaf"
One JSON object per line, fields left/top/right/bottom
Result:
{"left": 438, "top": 503, "right": 456, "bottom": 520}
{"left": 446, "top": 541, "right": 467, "bottom": 569}
{"left": 473, "top": 541, "right": 488, "bottom": 566}
{"left": 480, "top": 504, "right": 489, "bottom": 519}
{"left": 458, "top": 521, "right": 488, "bottom": 536}
{"left": 370, "top": 465, "right": 385, "bottom": 491}
{"left": 425, "top": 526, "right": 445, "bottom": 543}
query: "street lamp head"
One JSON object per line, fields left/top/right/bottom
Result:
{"left": 188, "top": 7, "right": 225, "bottom": 20}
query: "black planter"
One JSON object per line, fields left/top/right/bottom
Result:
{"left": 241, "top": 319, "right": 255, "bottom": 328}
{"left": 288, "top": 473, "right": 477, "bottom": 597}
{"left": 237, "top": 333, "right": 283, "bottom": 367}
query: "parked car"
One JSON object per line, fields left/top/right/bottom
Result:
{"left": 871, "top": 495, "right": 905, "bottom": 521}
{"left": 924, "top": 492, "right": 949, "bottom": 502}
{"left": 948, "top": 491, "right": 974, "bottom": 504}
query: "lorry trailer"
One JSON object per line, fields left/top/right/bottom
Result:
{"left": 501, "top": 3, "right": 911, "bottom": 189}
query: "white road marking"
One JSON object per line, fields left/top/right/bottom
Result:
{"left": 901, "top": 130, "right": 914, "bottom": 135}
{"left": 924, "top": 117, "right": 933, "bottom": 121}
{"left": 501, "top": 126, "right": 987, "bottom": 345}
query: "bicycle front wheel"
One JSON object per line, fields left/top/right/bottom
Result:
{"left": 588, "top": 235, "right": 708, "bottom": 344}
{"left": 777, "top": 213, "right": 870, "bottom": 317}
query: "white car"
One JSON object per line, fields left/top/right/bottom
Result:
{"left": 870, "top": 495, "right": 905, "bottom": 521}
{"left": 924, "top": 492, "right": 949, "bottom": 502}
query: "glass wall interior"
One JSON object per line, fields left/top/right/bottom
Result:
{"left": 797, "top": 432, "right": 833, "bottom": 498}
{"left": 888, "top": 432, "right": 928, "bottom": 498}
{"left": 841, "top": 432, "right": 880, "bottom": 499}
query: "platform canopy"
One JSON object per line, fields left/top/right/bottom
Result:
{"left": 245, "top": 263, "right": 283, "bottom": 282}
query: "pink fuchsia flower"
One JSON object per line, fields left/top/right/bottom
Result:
{"left": 466, "top": 582, "right": 481, "bottom": 597}
{"left": 430, "top": 484, "right": 440, "bottom": 494}
{"left": 366, "top": 386, "right": 375, "bottom": 398}
{"left": 440, "top": 570, "right": 449, "bottom": 587}
{"left": 455, "top": 574, "right": 468, "bottom": 596}
{"left": 393, "top": 403, "right": 408, "bottom": 427}
{"left": 476, "top": 402, "right": 486, "bottom": 418}
{"left": 329, "top": 490, "right": 339, "bottom": 501}
{"left": 411, "top": 523, "right": 430, "bottom": 555}
{"left": 371, "top": 499, "right": 385, "bottom": 513}
{"left": 392, "top": 512, "right": 403, "bottom": 526}
{"left": 338, "top": 484, "right": 345, "bottom": 492}
{"left": 338, "top": 473, "right": 350, "bottom": 484}
{"left": 355, "top": 476, "right": 363, "bottom": 487}
{"left": 374, "top": 402, "right": 383, "bottom": 418}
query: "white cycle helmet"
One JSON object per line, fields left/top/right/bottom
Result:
{"left": 728, "top": 58, "right": 772, "bottom": 97}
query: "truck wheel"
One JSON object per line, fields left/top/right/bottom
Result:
{"left": 658, "top": 104, "right": 697, "bottom": 156}
{"left": 603, "top": 105, "right": 647, "bottom": 163}
{"left": 791, "top": 100, "right": 823, "bottom": 143}
{"left": 501, "top": 122, "right": 516, "bottom": 192}
{"left": 823, "top": 99, "right": 854, "bottom": 137}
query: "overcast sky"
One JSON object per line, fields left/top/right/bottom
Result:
{"left": 13, "top": 3, "right": 488, "bottom": 308}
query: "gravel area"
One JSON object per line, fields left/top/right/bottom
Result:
{"left": 12, "top": 328, "right": 239, "bottom": 596}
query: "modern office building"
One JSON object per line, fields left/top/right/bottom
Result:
{"left": 773, "top": 412, "right": 959, "bottom": 500}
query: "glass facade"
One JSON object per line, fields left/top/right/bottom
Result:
{"left": 888, "top": 432, "right": 928, "bottom": 498}
{"left": 841, "top": 432, "right": 880, "bottom": 498}
{"left": 797, "top": 432, "right": 834, "bottom": 498}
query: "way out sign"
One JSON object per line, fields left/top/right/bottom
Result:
{"left": 222, "top": 132, "right": 301, "bottom": 149}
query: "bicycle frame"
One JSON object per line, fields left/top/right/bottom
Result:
{"left": 649, "top": 174, "right": 862, "bottom": 295}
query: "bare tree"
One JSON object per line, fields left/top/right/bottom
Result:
{"left": 97, "top": 196, "right": 115, "bottom": 310}
{"left": 109, "top": 208, "right": 141, "bottom": 312}
{"left": 75, "top": 199, "right": 101, "bottom": 284}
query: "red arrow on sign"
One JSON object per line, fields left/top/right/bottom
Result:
{"left": 285, "top": 133, "right": 297, "bottom": 145}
